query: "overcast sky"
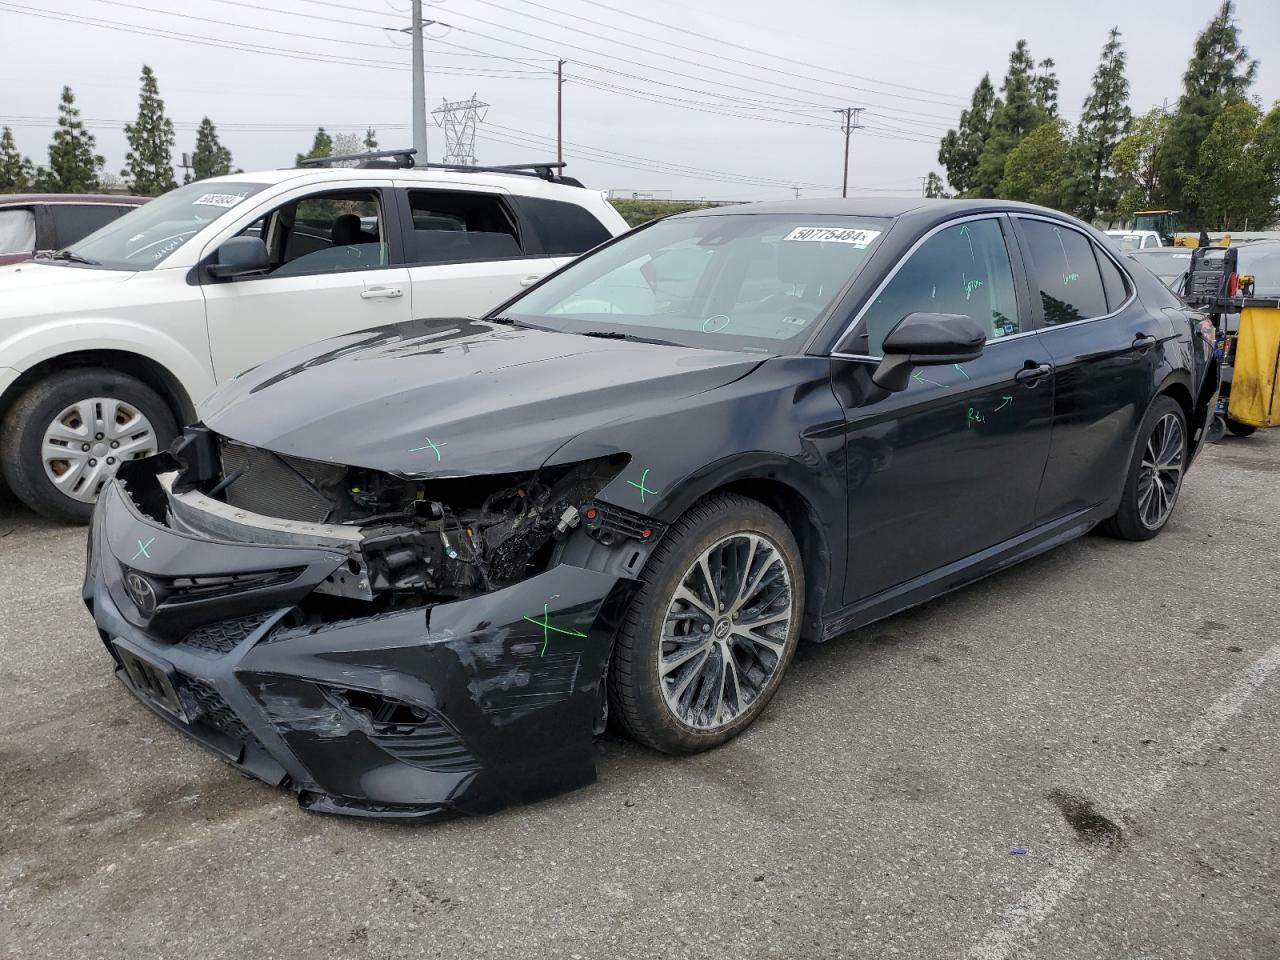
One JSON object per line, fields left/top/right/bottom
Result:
{"left": 2, "top": 0, "right": 1278, "bottom": 200}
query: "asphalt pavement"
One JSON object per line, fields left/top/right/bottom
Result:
{"left": 1, "top": 433, "right": 1277, "bottom": 960}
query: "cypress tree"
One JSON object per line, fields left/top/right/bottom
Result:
{"left": 1075, "top": 28, "right": 1133, "bottom": 222}
{"left": 363, "top": 127, "right": 378, "bottom": 150}
{"left": 1158, "top": 0, "right": 1257, "bottom": 218}
{"left": 296, "top": 127, "right": 333, "bottom": 165}
{"left": 122, "top": 65, "right": 178, "bottom": 196}
{"left": 0, "top": 126, "right": 36, "bottom": 192}
{"left": 47, "top": 86, "right": 104, "bottom": 193}
{"left": 973, "top": 41, "right": 1059, "bottom": 197}
{"left": 938, "top": 74, "right": 997, "bottom": 196}
{"left": 189, "top": 118, "right": 233, "bottom": 182}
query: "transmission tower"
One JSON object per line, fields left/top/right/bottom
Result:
{"left": 432, "top": 94, "right": 489, "bottom": 167}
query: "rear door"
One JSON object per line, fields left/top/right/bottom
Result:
{"left": 831, "top": 215, "right": 1056, "bottom": 605}
{"left": 201, "top": 183, "right": 412, "bottom": 380}
{"left": 394, "top": 184, "right": 572, "bottom": 318}
{"left": 1012, "top": 215, "right": 1168, "bottom": 521}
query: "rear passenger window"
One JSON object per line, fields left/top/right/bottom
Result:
{"left": 1019, "top": 219, "right": 1108, "bottom": 324}
{"left": 1096, "top": 248, "right": 1130, "bottom": 311}
{"left": 50, "top": 204, "right": 132, "bottom": 248}
{"left": 405, "top": 190, "right": 522, "bottom": 265}
{"left": 0, "top": 208, "right": 36, "bottom": 255}
{"left": 518, "top": 196, "right": 613, "bottom": 255}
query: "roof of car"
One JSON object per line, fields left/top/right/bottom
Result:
{"left": 675, "top": 197, "right": 1088, "bottom": 222}
{"left": 195, "top": 166, "right": 601, "bottom": 198}
{"left": 0, "top": 193, "right": 148, "bottom": 205}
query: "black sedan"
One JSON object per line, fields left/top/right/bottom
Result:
{"left": 84, "top": 199, "right": 1217, "bottom": 819}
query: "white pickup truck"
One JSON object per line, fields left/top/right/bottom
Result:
{"left": 0, "top": 157, "right": 628, "bottom": 521}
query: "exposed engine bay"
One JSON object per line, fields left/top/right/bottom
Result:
{"left": 130, "top": 426, "right": 646, "bottom": 619}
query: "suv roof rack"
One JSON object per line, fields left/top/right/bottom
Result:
{"left": 296, "top": 149, "right": 583, "bottom": 185}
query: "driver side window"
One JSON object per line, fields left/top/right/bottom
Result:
{"left": 849, "top": 218, "right": 1020, "bottom": 356}
{"left": 237, "top": 190, "right": 388, "bottom": 277}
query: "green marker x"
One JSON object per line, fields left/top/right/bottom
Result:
{"left": 522, "top": 602, "right": 588, "bottom": 657}
{"left": 409, "top": 437, "right": 447, "bottom": 461}
{"left": 131, "top": 537, "right": 155, "bottom": 561}
{"left": 625, "top": 467, "right": 658, "bottom": 503}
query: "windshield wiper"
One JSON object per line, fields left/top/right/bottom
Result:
{"left": 580, "top": 330, "right": 681, "bottom": 347}
{"left": 49, "top": 250, "right": 100, "bottom": 266}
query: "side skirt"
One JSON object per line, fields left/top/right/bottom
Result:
{"left": 819, "top": 506, "right": 1099, "bottom": 641}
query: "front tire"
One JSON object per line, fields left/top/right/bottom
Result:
{"left": 1100, "top": 396, "right": 1187, "bottom": 542}
{"left": 608, "top": 494, "right": 804, "bottom": 755}
{"left": 0, "top": 369, "right": 177, "bottom": 523}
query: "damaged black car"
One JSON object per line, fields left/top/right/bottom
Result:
{"left": 84, "top": 199, "right": 1217, "bottom": 819}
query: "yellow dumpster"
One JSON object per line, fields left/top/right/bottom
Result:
{"left": 1229, "top": 303, "right": 1280, "bottom": 428}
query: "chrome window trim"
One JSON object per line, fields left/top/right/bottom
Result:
{"left": 828, "top": 213, "right": 1016, "bottom": 359}
{"left": 830, "top": 211, "right": 1139, "bottom": 361}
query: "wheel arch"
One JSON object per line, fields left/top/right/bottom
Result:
{"left": 0, "top": 349, "right": 198, "bottom": 433}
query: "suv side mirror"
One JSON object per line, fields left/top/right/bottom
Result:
{"left": 207, "top": 237, "right": 269, "bottom": 280}
{"left": 871, "top": 312, "right": 987, "bottom": 392}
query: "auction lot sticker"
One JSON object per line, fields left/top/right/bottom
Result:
{"left": 783, "top": 226, "right": 880, "bottom": 246}
{"left": 194, "top": 193, "right": 248, "bottom": 208}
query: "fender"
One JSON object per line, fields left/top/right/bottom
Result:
{"left": 0, "top": 316, "right": 216, "bottom": 413}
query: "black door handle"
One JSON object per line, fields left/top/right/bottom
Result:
{"left": 1132, "top": 334, "right": 1158, "bottom": 350}
{"left": 1014, "top": 362, "right": 1052, "bottom": 385}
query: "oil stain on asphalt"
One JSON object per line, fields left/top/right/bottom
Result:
{"left": 1046, "top": 787, "right": 1124, "bottom": 845}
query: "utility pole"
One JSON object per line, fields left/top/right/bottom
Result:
{"left": 556, "top": 59, "right": 565, "bottom": 166}
{"left": 833, "top": 106, "right": 864, "bottom": 198}
{"left": 410, "top": 0, "right": 428, "bottom": 164}
{"left": 792, "top": 186, "right": 801, "bottom": 200}
{"left": 920, "top": 175, "right": 928, "bottom": 197}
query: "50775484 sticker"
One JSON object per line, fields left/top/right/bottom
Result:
{"left": 782, "top": 226, "right": 881, "bottom": 246}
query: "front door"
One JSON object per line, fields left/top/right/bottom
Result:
{"left": 831, "top": 215, "right": 1055, "bottom": 605}
{"left": 1010, "top": 216, "right": 1166, "bottom": 521}
{"left": 202, "top": 187, "right": 412, "bottom": 381}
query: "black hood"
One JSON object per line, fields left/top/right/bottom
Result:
{"left": 200, "top": 318, "right": 764, "bottom": 476}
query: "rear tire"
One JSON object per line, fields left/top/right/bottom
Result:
{"left": 0, "top": 368, "right": 177, "bottom": 524}
{"left": 608, "top": 494, "right": 804, "bottom": 755}
{"left": 1226, "top": 418, "right": 1257, "bottom": 438}
{"left": 1100, "top": 396, "right": 1186, "bottom": 542}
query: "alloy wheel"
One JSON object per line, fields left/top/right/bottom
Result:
{"left": 658, "top": 532, "right": 795, "bottom": 730}
{"left": 40, "top": 397, "right": 159, "bottom": 503}
{"left": 1136, "top": 412, "right": 1184, "bottom": 530}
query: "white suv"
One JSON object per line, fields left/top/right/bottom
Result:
{"left": 0, "top": 156, "right": 628, "bottom": 521}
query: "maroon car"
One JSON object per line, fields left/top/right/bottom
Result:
{"left": 0, "top": 194, "right": 148, "bottom": 265}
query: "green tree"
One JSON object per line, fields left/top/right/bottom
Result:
{"left": 1112, "top": 108, "right": 1174, "bottom": 219}
{"left": 363, "top": 127, "right": 378, "bottom": 150}
{"left": 296, "top": 127, "right": 333, "bottom": 165}
{"left": 122, "top": 65, "right": 177, "bottom": 195}
{"left": 924, "top": 171, "right": 949, "bottom": 198}
{"left": 0, "top": 126, "right": 36, "bottom": 192}
{"left": 1186, "top": 99, "right": 1277, "bottom": 229}
{"left": 188, "top": 117, "right": 233, "bottom": 182}
{"left": 998, "top": 120, "right": 1075, "bottom": 210}
{"left": 46, "top": 86, "right": 103, "bottom": 193}
{"left": 938, "top": 74, "right": 996, "bottom": 195}
{"left": 1157, "top": 0, "right": 1258, "bottom": 218}
{"left": 1075, "top": 28, "right": 1133, "bottom": 222}
{"left": 973, "top": 41, "right": 1059, "bottom": 196}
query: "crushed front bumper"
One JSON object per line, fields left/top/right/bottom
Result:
{"left": 84, "top": 479, "right": 637, "bottom": 819}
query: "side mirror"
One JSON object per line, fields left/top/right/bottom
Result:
{"left": 871, "top": 312, "right": 987, "bottom": 392}
{"left": 207, "top": 237, "right": 269, "bottom": 280}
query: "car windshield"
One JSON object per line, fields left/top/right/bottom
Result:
{"left": 1131, "top": 250, "right": 1192, "bottom": 290}
{"left": 504, "top": 213, "right": 887, "bottom": 352}
{"left": 61, "top": 181, "right": 268, "bottom": 270}
{"left": 1236, "top": 243, "right": 1280, "bottom": 297}
{"left": 1110, "top": 233, "right": 1147, "bottom": 251}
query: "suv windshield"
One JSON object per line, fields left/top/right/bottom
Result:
{"left": 505, "top": 213, "right": 887, "bottom": 352}
{"left": 61, "top": 181, "right": 268, "bottom": 270}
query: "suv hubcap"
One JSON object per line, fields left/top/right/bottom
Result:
{"left": 41, "top": 397, "right": 158, "bottom": 503}
{"left": 1138, "top": 412, "right": 1184, "bottom": 530}
{"left": 658, "top": 532, "right": 794, "bottom": 730}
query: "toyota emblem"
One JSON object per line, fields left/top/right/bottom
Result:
{"left": 124, "top": 571, "right": 158, "bottom": 616}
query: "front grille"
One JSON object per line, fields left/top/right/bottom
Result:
{"left": 184, "top": 677, "right": 254, "bottom": 743}
{"left": 219, "top": 440, "right": 343, "bottom": 523}
{"left": 179, "top": 613, "right": 274, "bottom": 656}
